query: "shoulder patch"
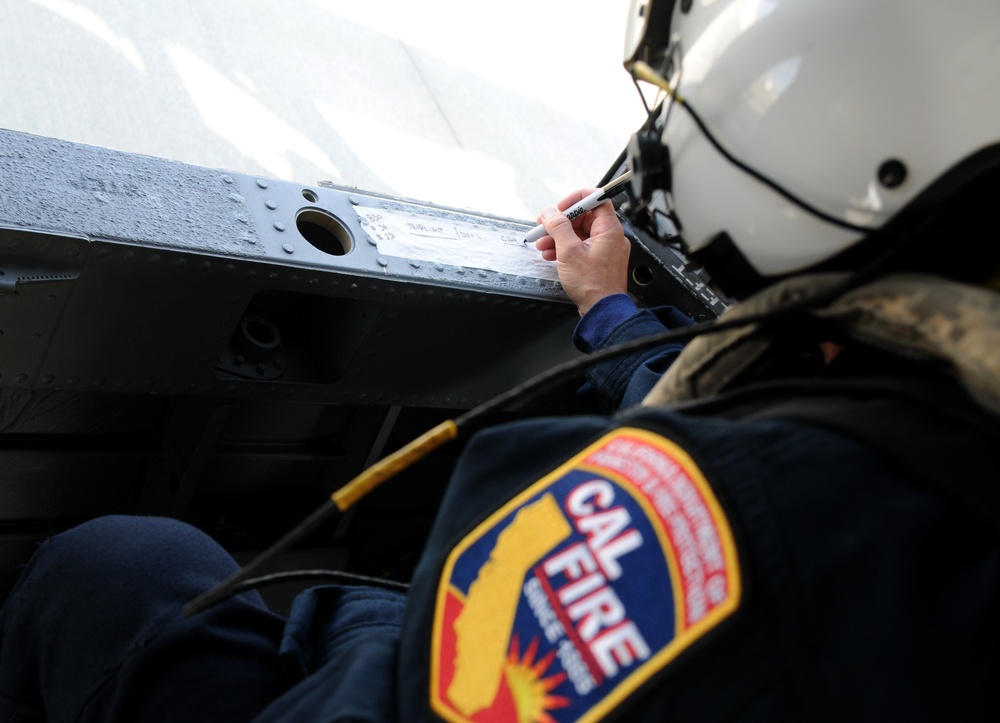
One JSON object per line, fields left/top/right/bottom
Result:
{"left": 430, "top": 427, "right": 741, "bottom": 722}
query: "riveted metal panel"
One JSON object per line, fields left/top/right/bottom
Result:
{"left": 0, "top": 129, "right": 582, "bottom": 408}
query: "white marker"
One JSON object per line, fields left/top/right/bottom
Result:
{"left": 523, "top": 170, "right": 633, "bottom": 245}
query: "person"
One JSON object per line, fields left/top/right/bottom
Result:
{"left": 4, "top": 1, "right": 1000, "bottom": 721}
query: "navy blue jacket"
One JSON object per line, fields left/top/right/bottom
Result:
{"left": 572, "top": 294, "right": 693, "bottom": 410}
{"left": 254, "top": 300, "right": 1000, "bottom": 722}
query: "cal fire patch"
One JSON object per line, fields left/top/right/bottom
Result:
{"left": 430, "top": 428, "right": 741, "bottom": 723}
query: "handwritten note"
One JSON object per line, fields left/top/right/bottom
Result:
{"left": 355, "top": 205, "right": 560, "bottom": 282}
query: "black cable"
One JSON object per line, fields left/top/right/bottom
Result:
{"left": 678, "top": 100, "right": 872, "bottom": 234}
{"left": 185, "top": 303, "right": 791, "bottom": 615}
{"left": 456, "top": 267, "right": 871, "bottom": 434}
{"left": 183, "top": 266, "right": 869, "bottom": 618}
{"left": 231, "top": 569, "right": 409, "bottom": 595}
{"left": 631, "top": 74, "right": 653, "bottom": 116}
{"left": 184, "top": 501, "right": 341, "bottom": 616}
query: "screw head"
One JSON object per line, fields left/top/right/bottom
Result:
{"left": 877, "top": 159, "right": 908, "bottom": 188}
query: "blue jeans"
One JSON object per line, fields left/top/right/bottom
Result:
{"left": 1, "top": 516, "right": 291, "bottom": 722}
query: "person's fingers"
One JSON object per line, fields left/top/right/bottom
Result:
{"left": 535, "top": 236, "right": 555, "bottom": 253}
{"left": 540, "top": 207, "right": 586, "bottom": 262}
{"left": 555, "top": 188, "right": 596, "bottom": 213}
{"left": 587, "top": 203, "right": 629, "bottom": 252}
{"left": 534, "top": 235, "right": 557, "bottom": 262}
{"left": 588, "top": 197, "right": 619, "bottom": 225}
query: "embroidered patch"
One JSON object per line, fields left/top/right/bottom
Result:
{"left": 430, "top": 427, "right": 741, "bottom": 723}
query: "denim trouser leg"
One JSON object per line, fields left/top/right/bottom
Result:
{"left": 0, "top": 515, "right": 288, "bottom": 723}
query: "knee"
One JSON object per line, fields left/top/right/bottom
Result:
{"left": 1, "top": 517, "right": 279, "bottom": 723}
{"left": 59, "top": 514, "right": 236, "bottom": 577}
{"left": 20, "top": 516, "right": 241, "bottom": 613}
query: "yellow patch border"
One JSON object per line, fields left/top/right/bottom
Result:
{"left": 430, "top": 427, "right": 742, "bottom": 723}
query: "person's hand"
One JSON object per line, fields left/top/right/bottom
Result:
{"left": 534, "top": 189, "right": 630, "bottom": 316}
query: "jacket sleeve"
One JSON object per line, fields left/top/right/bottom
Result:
{"left": 572, "top": 294, "right": 693, "bottom": 411}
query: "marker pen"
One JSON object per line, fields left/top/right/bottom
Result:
{"left": 523, "top": 170, "right": 633, "bottom": 245}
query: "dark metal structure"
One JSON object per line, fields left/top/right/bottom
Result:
{"left": 0, "top": 128, "right": 719, "bottom": 608}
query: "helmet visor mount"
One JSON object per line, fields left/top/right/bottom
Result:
{"left": 623, "top": 1, "right": 770, "bottom": 297}
{"left": 625, "top": 38, "right": 684, "bottom": 239}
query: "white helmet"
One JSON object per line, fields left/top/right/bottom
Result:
{"left": 624, "top": 0, "right": 1000, "bottom": 296}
